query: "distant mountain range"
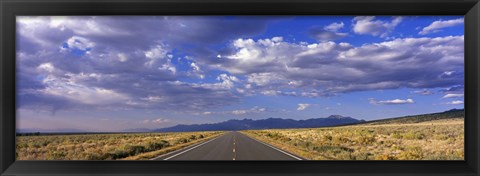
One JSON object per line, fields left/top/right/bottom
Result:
{"left": 17, "top": 128, "right": 87, "bottom": 133}
{"left": 121, "top": 128, "right": 153, "bottom": 132}
{"left": 152, "top": 115, "right": 365, "bottom": 132}
{"left": 17, "top": 109, "right": 464, "bottom": 134}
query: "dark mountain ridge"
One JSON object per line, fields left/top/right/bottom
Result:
{"left": 361, "top": 108, "right": 464, "bottom": 125}
{"left": 153, "top": 115, "right": 365, "bottom": 132}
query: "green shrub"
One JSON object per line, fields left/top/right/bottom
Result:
{"left": 433, "top": 134, "right": 449, "bottom": 140}
{"left": 397, "top": 146, "right": 423, "bottom": 160}
{"left": 391, "top": 132, "right": 403, "bottom": 139}
{"left": 110, "top": 150, "right": 129, "bottom": 159}
{"left": 403, "top": 131, "right": 424, "bottom": 140}
{"left": 126, "top": 145, "right": 146, "bottom": 155}
{"left": 147, "top": 140, "right": 170, "bottom": 151}
{"left": 323, "top": 135, "right": 333, "bottom": 141}
{"left": 176, "top": 138, "right": 189, "bottom": 144}
{"left": 356, "top": 135, "right": 376, "bottom": 145}
{"left": 314, "top": 146, "right": 353, "bottom": 154}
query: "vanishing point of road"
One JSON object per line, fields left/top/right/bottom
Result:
{"left": 153, "top": 131, "right": 304, "bottom": 160}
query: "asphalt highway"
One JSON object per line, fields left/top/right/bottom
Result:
{"left": 153, "top": 131, "right": 303, "bottom": 160}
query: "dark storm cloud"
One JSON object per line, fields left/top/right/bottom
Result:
{"left": 16, "top": 16, "right": 270, "bottom": 112}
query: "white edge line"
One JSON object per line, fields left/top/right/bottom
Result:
{"left": 151, "top": 132, "right": 229, "bottom": 160}
{"left": 243, "top": 133, "right": 304, "bottom": 160}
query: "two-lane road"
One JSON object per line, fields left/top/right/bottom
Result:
{"left": 154, "top": 131, "right": 303, "bottom": 160}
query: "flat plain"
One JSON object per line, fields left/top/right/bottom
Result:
{"left": 16, "top": 131, "right": 225, "bottom": 160}
{"left": 241, "top": 110, "right": 464, "bottom": 160}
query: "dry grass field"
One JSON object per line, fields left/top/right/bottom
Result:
{"left": 242, "top": 111, "right": 464, "bottom": 160}
{"left": 16, "top": 109, "right": 464, "bottom": 161}
{"left": 16, "top": 131, "right": 225, "bottom": 160}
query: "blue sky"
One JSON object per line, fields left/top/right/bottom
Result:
{"left": 16, "top": 16, "right": 464, "bottom": 132}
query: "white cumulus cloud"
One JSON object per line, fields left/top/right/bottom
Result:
{"left": 204, "top": 106, "right": 268, "bottom": 115}
{"left": 217, "top": 35, "right": 463, "bottom": 97}
{"left": 297, "top": 103, "right": 311, "bottom": 111}
{"left": 324, "top": 22, "right": 345, "bottom": 32}
{"left": 352, "top": 16, "right": 403, "bottom": 37}
{"left": 447, "top": 100, "right": 463, "bottom": 105}
{"left": 442, "top": 93, "right": 464, "bottom": 98}
{"left": 419, "top": 18, "right": 463, "bottom": 35}
{"left": 142, "top": 118, "right": 170, "bottom": 124}
{"left": 37, "top": 63, "right": 55, "bottom": 73}
{"left": 370, "top": 98, "right": 414, "bottom": 105}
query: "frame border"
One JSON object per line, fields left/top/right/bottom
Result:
{"left": 1, "top": 0, "right": 479, "bottom": 176}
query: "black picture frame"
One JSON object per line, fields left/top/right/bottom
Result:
{"left": 1, "top": 0, "right": 479, "bottom": 175}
